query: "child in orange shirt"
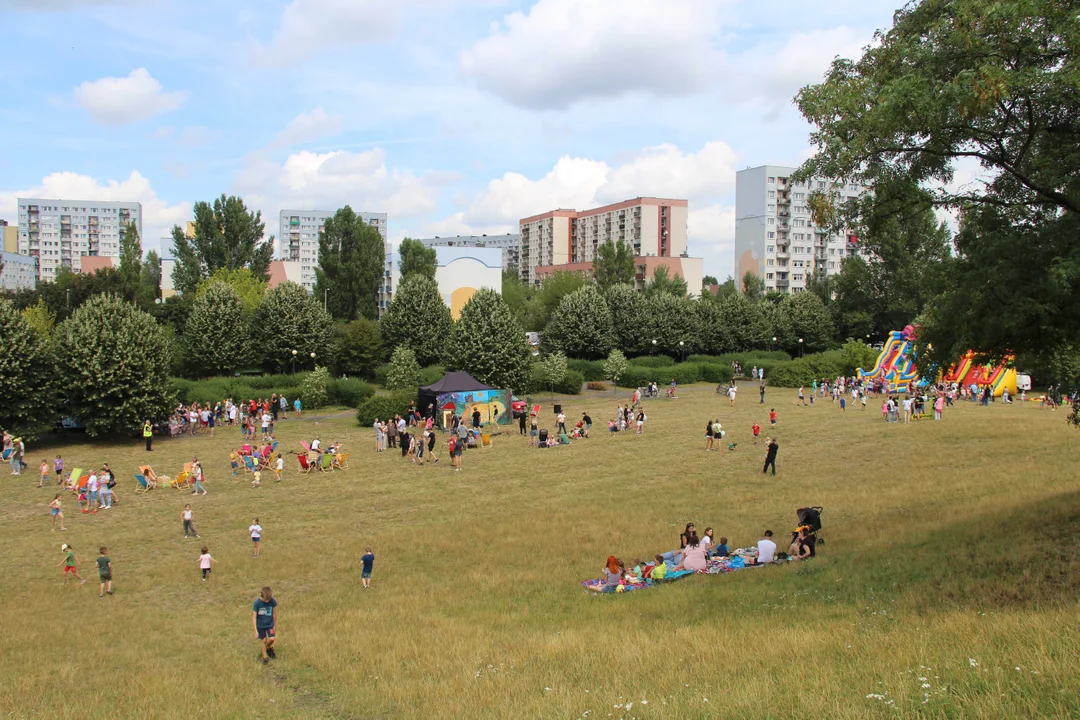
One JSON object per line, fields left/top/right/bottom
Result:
{"left": 769, "top": 409, "right": 777, "bottom": 427}
{"left": 752, "top": 422, "right": 761, "bottom": 444}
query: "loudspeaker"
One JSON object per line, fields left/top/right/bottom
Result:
{"left": 553, "top": 404, "right": 562, "bottom": 414}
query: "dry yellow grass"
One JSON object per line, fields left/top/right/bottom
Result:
{"left": 1, "top": 387, "right": 1078, "bottom": 719}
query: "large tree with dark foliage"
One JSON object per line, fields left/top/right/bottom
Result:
{"left": 796, "top": 0, "right": 1080, "bottom": 370}
{"left": 315, "top": 207, "right": 386, "bottom": 321}
{"left": 171, "top": 195, "right": 274, "bottom": 295}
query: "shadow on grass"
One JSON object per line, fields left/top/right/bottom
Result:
{"left": 841, "top": 489, "right": 1080, "bottom": 611}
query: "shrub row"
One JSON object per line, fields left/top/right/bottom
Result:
{"left": 356, "top": 390, "right": 417, "bottom": 426}
{"left": 765, "top": 351, "right": 847, "bottom": 388}
{"left": 616, "top": 362, "right": 735, "bottom": 389}
{"left": 526, "top": 367, "right": 585, "bottom": 395}
{"left": 172, "top": 375, "right": 374, "bottom": 408}
{"left": 373, "top": 363, "right": 446, "bottom": 388}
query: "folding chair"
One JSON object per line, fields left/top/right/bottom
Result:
{"left": 165, "top": 471, "right": 188, "bottom": 489}
{"left": 69, "top": 468, "right": 83, "bottom": 490}
{"left": 134, "top": 474, "right": 151, "bottom": 493}
{"left": 333, "top": 453, "right": 349, "bottom": 469}
{"left": 320, "top": 454, "right": 334, "bottom": 472}
{"left": 1, "top": 448, "right": 11, "bottom": 461}
{"left": 297, "top": 454, "right": 313, "bottom": 474}
{"left": 243, "top": 455, "right": 258, "bottom": 475}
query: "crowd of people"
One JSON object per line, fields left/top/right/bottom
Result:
{"left": 167, "top": 395, "right": 302, "bottom": 439}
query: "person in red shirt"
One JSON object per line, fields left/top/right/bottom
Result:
{"left": 769, "top": 408, "right": 777, "bottom": 426}
{"left": 752, "top": 422, "right": 761, "bottom": 444}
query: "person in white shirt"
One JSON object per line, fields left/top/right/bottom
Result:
{"left": 261, "top": 413, "right": 271, "bottom": 439}
{"left": 249, "top": 518, "right": 263, "bottom": 558}
{"left": 756, "top": 530, "right": 777, "bottom": 564}
{"left": 275, "top": 454, "right": 284, "bottom": 481}
{"left": 903, "top": 398, "right": 913, "bottom": 423}
{"left": 86, "top": 473, "right": 99, "bottom": 513}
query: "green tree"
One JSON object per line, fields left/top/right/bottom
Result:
{"left": 195, "top": 267, "right": 267, "bottom": 319}
{"left": 742, "top": 271, "right": 766, "bottom": 299}
{"left": 398, "top": 238, "right": 437, "bottom": 280}
{"left": 542, "top": 285, "right": 615, "bottom": 359}
{"left": 592, "top": 239, "right": 635, "bottom": 290}
{"left": 534, "top": 270, "right": 591, "bottom": 330}
{"left": 22, "top": 298, "right": 56, "bottom": 344}
{"left": 0, "top": 298, "right": 59, "bottom": 440}
{"left": 314, "top": 207, "right": 385, "bottom": 321}
{"left": 137, "top": 249, "right": 162, "bottom": 309}
{"left": 795, "top": 0, "right": 1080, "bottom": 369}
{"left": 539, "top": 351, "right": 568, "bottom": 398}
{"left": 55, "top": 295, "right": 174, "bottom": 436}
{"left": 501, "top": 268, "right": 540, "bottom": 330}
{"left": 643, "top": 293, "right": 698, "bottom": 358}
{"left": 118, "top": 221, "right": 142, "bottom": 292}
{"left": 171, "top": 195, "right": 274, "bottom": 295}
{"left": 251, "top": 282, "right": 333, "bottom": 373}
{"left": 702, "top": 275, "right": 719, "bottom": 287}
{"left": 386, "top": 345, "right": 422, "bottom": 390}
{"left": 379, "top": 275, "right": 453, "bottom": 367}
{"left": 783, "top": 292, "right": 835, "bottom": 354}
{"left": 330, "top": 318, "right": 382, "bottom": 379}
{"left": 694, "top": 298, "right": 728, "bottom": 355}
{"left": 183, "top": 282, "right": 248, "bottom": 377}
{"left": 713, "top": 276, "right": 737, "bottom": 300}
{"left": 301, "top": 365, "right": 330, "bottom": 411}
{"left": 448, "top": 288, "right": 531, "bottom": 392}
{"left": 644, "top": 265, "right": 688, "bottom": 298}
{"left": 39, "top": 267, "right": 135, "bottom": 321}
{"left": 603, "top": 349, "right": 628, "bottom": 391}
{"left": 604, "top": 283, "right": 648, "bottom": 356}
{"left": 719, "top": 293, "right": 771, "bottom": 351}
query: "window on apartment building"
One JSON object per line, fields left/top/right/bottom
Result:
{"left": 766, "top": 259, "right": 774, "bottom": 266}
{"left": 829, "top": 249, "right": 835, "bottom": 255}
{"left": 818, "top": 181, "right": 825, "bottom": 189}
{"left": 766, "top": 273, "right": 774, "bottom": 280}
{"left": 767, "top": 204, "right": 775, "bottom": 213}
{"left": 793, "top": 274, "right": 803, "bottom": 281}
{"left": 829, "top": 262, "right": 836, "bottom": 269}
{"left": 768, "top": 190, "right": 776, "bottom": 198}
{"left": 838, "top": 249, "right": 844, "bottom": 256}
{"left": 768, "top": 177, "right": 775, "bottom": 183}
{"left": 767, "top": 218, "right": 774, "bottom": 225}
{"left": 767, "top": 232, "right": 775, "bottom": 239}
{"left": 766, "top": 245, "right": 775, "bottom": 253}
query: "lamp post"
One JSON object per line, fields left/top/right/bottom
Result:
{"left": 679, "top": 340, "right": 685, "bottom": 363}
{"left": 772, "top": 336, "right": 777, "bottom": 352}
{"left": 291, "top": 349, "right": 298, "bottom": 375}
{"left": 798, "top": 338, "right": 804, "bottom": 358}
{"left": 651, "top": 339, "right": 657, "bottom": 356}
{"left": 310, "top": 352, "right": 316, "bottom": 368}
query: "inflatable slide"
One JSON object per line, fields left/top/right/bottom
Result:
{"left": 858, "top": 326, "right": 920, "bottom": 393}
{"left": 944, "top": 352, "right": 1017, "bottom": 397}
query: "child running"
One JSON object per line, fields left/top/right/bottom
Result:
{"left": 97, "top": 546, "right": 113, "bottom": 597}
{"left": 752, "top": 421, "right": 761, "bottom": 444}
{"left": 769, "top": 408, "right": 777, "bottom": 427}
{"left": 49, "top": 494, "right": 66, "bottom": 531}
{"left": 57, "top": 544, "right": 86, "bottom": 585}
{"left": 252, "top": 586, "right": 278, "bottom": 664}
{"left": 249, "top": 518, "right": 262, "bottom": 558}
{"left": 199, "top": 546, "right": 215, "bottom": 580}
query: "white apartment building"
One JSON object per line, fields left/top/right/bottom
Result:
{"left": 417, "top": 234, "right": 520, "bottom": 275}
{"left": 519, "top": 198, "right": 689, "bottom": 287}
{"left": 17, "top": 199, "right": 142, "bottom": 283}
{"left": 734, "top": 165, "right": 864, "bottom": 294}
{"left": 278, "top": 209, "right": 387, "bottom": 292}
{"left": 377, "top": 243, "right": 503, "bottom": 320}
{"left": 1, "top": 252, "right": 37, "bottom": 290}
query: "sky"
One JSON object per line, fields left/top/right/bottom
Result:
{"left": 0, "top": 0, "right": 902, "bottom": 282}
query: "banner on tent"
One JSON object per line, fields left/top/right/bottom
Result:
{"left": 435, "top": 389, "right": 512, "bottom": 428}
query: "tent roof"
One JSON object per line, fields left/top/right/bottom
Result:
{"left": 419, "top": 371, "right": 497, "bottom": 394}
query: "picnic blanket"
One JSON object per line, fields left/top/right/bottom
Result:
{"left": 582, "top": 553, "right": 777, "bottom": 593}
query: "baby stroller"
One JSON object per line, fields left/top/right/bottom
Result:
{"left": 797, "top": 506, "right": 823, "bottom": 544}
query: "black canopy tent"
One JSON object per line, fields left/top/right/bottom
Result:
{"left": 418, "top": 372, "right": 497, "bottom": 423}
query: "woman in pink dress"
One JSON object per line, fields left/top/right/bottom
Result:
{"left": 674, "top": 534, "right": 708, "bottom": 572}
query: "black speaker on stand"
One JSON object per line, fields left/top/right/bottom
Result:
{"left": 553, "top": 404, "right": 562, "bottom": 414}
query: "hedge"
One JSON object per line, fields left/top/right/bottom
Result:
{"left": 326, "top": 378, "right": 376, "bottom": 407}
{"left": 356, "top": 390, "right": 417, "bottom": 426}
{"left": 527, "top": 367, "right": 584, "bottom": 395}
{"left": 374, "top": 363, "right": 445, "bottom": 388}
{"left": 614, "top": 361, "right": 736, "bottom": 389}
{"left": 766, "top": 352, "right": 846, "bottom": 388}
{"left": 172, "top": 375, "right": 371, "bottom": 407}
{"left": 566, "top": 359, "right": 605, "bottom": 381}
{"left": 632, "top": 355, "right": 677, "bottom": 368}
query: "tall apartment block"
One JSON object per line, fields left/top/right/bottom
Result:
{"left": 417, "top": 234, "right": 520, "bottom": 275}
{"left": 519, "top": 197, "right": 702, "bottom": 296}
{"left": 734, "top": 165, "right": 864, "bottom": 294}
{"left": 17, "top": 199, "right": 142, "bottom": 283}
{"left": 278, "top": 210, "right": 387, "bottom": 292}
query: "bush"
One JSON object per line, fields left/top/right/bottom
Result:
{"left": 697, "top": 363, "right": 735, "bottom": 384}
{"left": 586, "top": 381, "right": 608, "bottom": 391}
{"left": 766, "top": 351, "right": 846, "bottom": 387}
{"left": 567, "top": 359, "right": 605, "bottom": 381}
{"left": 374, "top": 363, "right": 391, "bottom": 387}
{"left": 170, "top": 376, "right": 305, "bottom": 406}
{"left": 526, "top": 366, "right": 584, "bottom": 395}
{"left": 632, "top": 355, "right": 677, "bottom": 368}
{"left": 420, "top": 365, "right": 446, "bottom": 386}
{"left": 356, "top": 390, "right": 416, "bottom": 426}
{"left": 327, "top": 378, "right": 376, "bottom": 407}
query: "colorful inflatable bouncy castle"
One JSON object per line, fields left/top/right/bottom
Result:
{"left": 858, "top": 325, "right": 921, "bottom": 393}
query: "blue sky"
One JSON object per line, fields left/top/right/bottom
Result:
{"left": 0, "top": 0, "right": 901, "bottom": 281}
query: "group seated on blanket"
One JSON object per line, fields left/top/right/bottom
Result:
{"left": 582, "top": 520, "right": 815, "bottom": 593}
{"left": 535, "top": 428, "right": 572, "bottom": 448}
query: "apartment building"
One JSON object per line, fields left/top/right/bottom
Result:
{"left": 1, "top": 252, "right": 36, "bottom": 290}
{"left": 417, "top": 234, "right": 520, "bottom": 275}
{"left": 17, "top": 199, "right": 142, "bottom": 283}
{"left": 1, "top": 219, "right": 18, "bottom": 253}
{"left": 519, "top": 197, "right": 702, "bottom": 296}
{"left": 734, "top": 165, "right": 864, "bottom": 294}
{"left": 278, "top": 210, "right": 387, "bottom": 292}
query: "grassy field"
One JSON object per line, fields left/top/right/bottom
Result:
{"left": 2, "top": 387, "right": 1078, "bottom": 719}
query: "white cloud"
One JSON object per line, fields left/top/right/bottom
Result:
{"left": 451, "top": 141, "right": 739, "bottom": 228}
{"left": 232, "top": 147, "right": 452, "bottom": 227}
{"left": 461, "top": 0, "right": 725, "bottom": 109}
{"left": 73, "top": 68, "right": 187, "bottom": 127}
{"left": 758, "top": 27, "right": 864, "bottom": 102}
{"left": 250, "top": 0, "right": 402, "bottom": 67}
{"left": 270, "top": 107, "right": 343, "bottom": 149}
{"left": 0, "top": 170, "right": 191, "bottom": 255}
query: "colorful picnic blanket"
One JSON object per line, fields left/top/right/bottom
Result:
{"left": 582, "top": 554, "right": 768, "bottom": 593}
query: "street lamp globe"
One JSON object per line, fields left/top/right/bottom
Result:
{"left": 310, "top": 352, "right": 316, "bottom": 359}
{"left": 772, "top": 336, "right": 777, "bottom": 343}
{"left": 292, "top": 350, "right": 298, "bottom": 356}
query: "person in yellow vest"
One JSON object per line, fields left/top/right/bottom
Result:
{"left": 143, "top": 420, "right": 153, "bottom": 452}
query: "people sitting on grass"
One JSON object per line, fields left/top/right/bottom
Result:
{"left": 586, "top": 556, "right": 626, "bottom": 593}
{"left": 755, "top": 530, "right": 777, "bottom": 565}
{"left": 673, "top": 533, "right": 708, "bottom": 572}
